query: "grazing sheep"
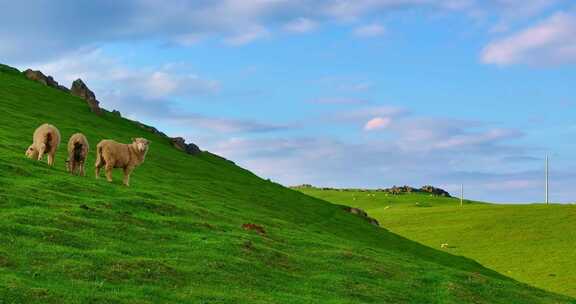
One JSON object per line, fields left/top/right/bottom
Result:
{"left": 441, "top": 243, "right": 449, "bottom": 249}
{"left": 25, "top": 123, "right": 61, "bottom": 166}
{"left": 66, "top": 133, "right": 89, "bottom": 176}
{"left": 95, "top": 138, "right": 150, "bottom": 186}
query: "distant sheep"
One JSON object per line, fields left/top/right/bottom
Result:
{"left": 441, "top": 243, "right": 449, "bottom": 249}
{"left": 26, "top": 123, "right": 61, "bottom": 166}
{"left": 95, "top": 138, "right": 150, "bottom": 186}
{"left": 66, "top": 133, "right": 89, "bottom": 176}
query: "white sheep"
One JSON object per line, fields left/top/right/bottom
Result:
{"left": 95, "top": 138, "right": 150, "bottom": 186}
{"left": 25, "top": 123, "right": 61, "bottom": 166}
{"left": 66, "top": 133, "right": 89, "bottom": 176}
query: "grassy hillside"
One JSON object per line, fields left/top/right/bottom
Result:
{"left": 297, "top": 187, "right": 576, "bottom": 299}
{"left": 0, "top": 64, "right": 574, "bottom": 303}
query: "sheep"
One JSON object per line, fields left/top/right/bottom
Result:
{"left": 25, "top": 123, "right": 61, "bottom": 166}
{"left": 440, "top": 243, "right": 449, "bottom": 249}
{"left": 95, "top": 138, "right": 150, "bottom": 186}
{"left": 66, "top": 133, "right": 89, "bottom": 176}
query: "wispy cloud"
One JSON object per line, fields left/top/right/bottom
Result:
{"left": 0, "top": 0, "right": 565, "bottom": 62}
{"left": 364, "top": 117, "right": 392, "bottom": 131}
{"left": 283, "top": 18, "right": 318, "bottom": 33}
{"left": 103, "top": 93, "right": 292, "bottom": 134}
{"left": 331, "top": 106, "right": 408, "bottom": 122}
{"left": 29, "top": 49, "right": 220, "bottom": 98}
{"left": 482, "top": 11, "right": 576, "bottom": 66}
{"left": 223, "top": 26, "right": 270, "bottom": 46}
{"left": 24, "top": 49, "right": 287, "bottom": 135}
{"left": 203, "top": 115, "right": 539, "bottom": 202}
{"left": 312, "top": 97, "right": 370, "bottom": 105}
{"left": 353, "top": 23, "right": 386, "bottom": 38}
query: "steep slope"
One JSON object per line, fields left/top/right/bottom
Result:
{"left": 297, "top": 187, "right": 576, "bottom": 298}
{"left": 0, "top": 64, "right": 573, "bottom": 303}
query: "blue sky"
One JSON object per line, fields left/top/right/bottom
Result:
{"left": 2, "top": 0, "right": 576, "bottom": 202}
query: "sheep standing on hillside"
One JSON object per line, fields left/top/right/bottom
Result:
{"left": 95, "top": 138, "right": 150, "bottom": 186}
{"left": 25, "top": 123, "right": 61, "bottom": 166}
{"left": 66, "top": 133, "right": 89, "bottom": 176}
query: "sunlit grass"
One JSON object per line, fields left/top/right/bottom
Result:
{"left": 298, "top": 187, "right": 576, "bottom": 298}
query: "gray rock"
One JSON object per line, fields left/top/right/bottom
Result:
{"left": 71, "top": 79, "right": 102, "bottom": 115}
{"left": 23, "top": 69, "right": 69, "bottom": 93}
{"left": 344, "top": 207, "right": 380, "bottom": 227}
{"left": 170, "top": 137, "right": 201, "bottom": 155}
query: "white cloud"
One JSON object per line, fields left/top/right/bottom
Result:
{"left": 339, "top": 81, "right": 374, "bottom": 91}
{"left": 364, "top": 117, "right": 392, "bottom": 131}
{"left": 172, "top": 33, "right": 204, "bottom": 46}
{"left": 482, "top": 11, "right": 576, "bottom": 65}
{"left": 353, "top": 23, "right": 386, "bottom": 37}
{"left": 198, "top": 115, "right": 546, "bottom": 202}
{"left": 283, "top": 18, "right": 318, "bottom": 33}
{"left": 19, "top": 50, "right": 287, "bottom": 135}
{"left": 223, "top": 26, "right": 270, "bottom": 46}
{"left": 332, "top": 106, "right": 408, "bottom": 122}
{"left": 313, "top": 97, "right": 369, "bottom": 104}
{"left": 28, "top": 49, "right": 220, "bottom": 98}
{"left": 0, "top": 0, "right": 564, "bottom": 62}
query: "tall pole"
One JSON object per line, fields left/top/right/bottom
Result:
{"left": 545, "top": 155, "right": 549, "bottom": 205}
{"left": 460, "top": 184, "right": 463, "bottom": 207}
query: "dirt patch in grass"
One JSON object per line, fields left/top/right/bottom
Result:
{"left": 242, "top": 223, "right": 266, "bottom": 236}
{"left": 0, "top": 253, "right": 12, "bottom": 267}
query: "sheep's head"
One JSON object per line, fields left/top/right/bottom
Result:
{"left": 25, "top": 145, "right": 39, "bottom": 159}
{"left": 132, "top": 138, "right": 150, "bottom": 154}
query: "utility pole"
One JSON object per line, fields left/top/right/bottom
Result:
{"left": 460, "top": 184, "right": 464, "bottom": 207}
{"left": 545, "top": 155, "right": 549, "bottom": 205}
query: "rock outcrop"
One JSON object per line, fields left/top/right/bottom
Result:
{"left": 170, "top": 137, "right": 201, "bottom": 155}
{"left": 131, "top": 121, "right": 202, "bottom": 156}
{"left": 71, "top": 79, "right": 102, "bottom": 115}
{"left": 23, "top": 69, "right": 69, "bottom": 92}
{"left": 420, "top": 185, "right": 451, "bottom": 197}
{"left": 293, "top": 185, "right": 452, "bottom": 197}
{"left": 133, "top": 121, "right": 168, "bottom": 138}
{"left": 344, "top": 207, "right": 380, "bottom": 227}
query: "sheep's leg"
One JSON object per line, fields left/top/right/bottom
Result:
{"left": 79, "top": 162, "right": 86, "bottom": 177}
{"left": 123, "top": 167, "right": 132, "bottom": 186}
{"left": 105, "top": 164, "right": 114, "bottom": 182}
{"left": 95, "top": 159, "right": 103, "bottom": 178}
{"left": 37, "top": 146, "right": 46, "bottom": 162}
{"left": 47, "top": 152, "right": 55, "bottom": 167}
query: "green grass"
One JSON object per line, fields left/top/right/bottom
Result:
{"left": 0, "top": 63, "right": 574, "bottom": 303}
{"left": 297, "top": 187, "right": 576, "bottom": 299}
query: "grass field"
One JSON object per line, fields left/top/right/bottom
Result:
{"left": 1, "top": 63, "right": 574, "bottom": 303}
{"left": 296, "top": 187, "right": 576, "bottom": 299}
